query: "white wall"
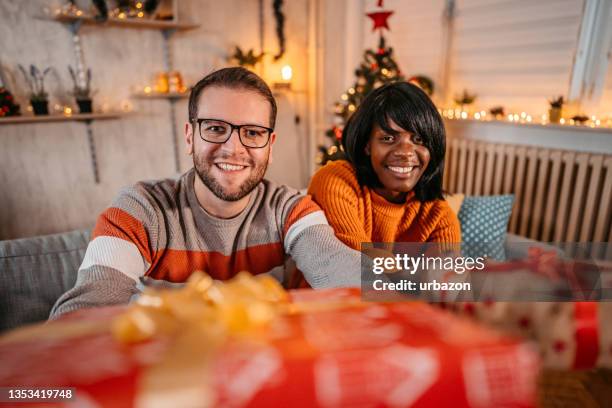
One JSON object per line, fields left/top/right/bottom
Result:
{"left": 0, "top": 0, "right": 313, "bottom": 239}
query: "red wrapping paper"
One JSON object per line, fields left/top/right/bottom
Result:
{"left": 0, "top": 289, "right": 539, "bottom": 407}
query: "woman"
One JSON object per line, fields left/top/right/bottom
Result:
{"left": 308, "top": 81, "right": 460, "bottom": 250}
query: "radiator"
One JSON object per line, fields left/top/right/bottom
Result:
{"left": 443, "top": 137, "right": 612, "bottom": 245}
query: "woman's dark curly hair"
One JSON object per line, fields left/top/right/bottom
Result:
{"left": 342, "top": 81, "right": 446, "bottom": 202}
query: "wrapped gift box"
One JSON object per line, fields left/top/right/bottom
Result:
{"left": 0, "top": 288, "right": 539, "bottom": 407}
{"left": 441, "top": 248, "right": 612, "bottom": 370}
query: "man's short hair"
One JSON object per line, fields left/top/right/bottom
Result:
{"left": 188, "top": 67, "right": 277, "bottom": 129}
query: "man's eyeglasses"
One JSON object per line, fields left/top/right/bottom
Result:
{"left": 193, "top": 118, "right": 273, "bottom": 149}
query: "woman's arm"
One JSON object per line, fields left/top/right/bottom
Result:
{"left": 308, "top": 161, "right": 370, "bottom": 250}
{"left": 427, "top": 202, "right": 462, "bottom": 243}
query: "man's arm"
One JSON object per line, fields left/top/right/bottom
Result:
{"left": 49, "top": 186, "right": 158, "bottom": 319}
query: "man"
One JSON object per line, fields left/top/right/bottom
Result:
{"left": 50, "top": 67, "right": 361, "bottom": 318}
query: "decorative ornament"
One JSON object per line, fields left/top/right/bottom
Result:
{"left": 489, "top": 106, "right": 505, "bottom": 118}
{"left": 367, "top": 10, "right": 394, "bottom": 32}
{"left": 316, "top": 0, "right": 403, "bottom": 166}
{"left": 231, "top": 46, "right": 264, "bottom": 68}
{"left": 454, "top": 89, "right": 477, "bottom": 107}
{"left": 107, "top": 0, "right": 161, "bottom": 20}
{"left": 91, "top": 0, "right": 108, "bottom": 20}
{"left": 548, "top": 96, "right": 564, "bottom": 109}
{"left": 168, "top": 71, "right": 186, "bottom": 93}
{"left": 571, "top": 115, "right": 588, "bottom": 124}
{"left": 333, "top": 126, "right": 343, "bottom": 141}
{"left": 155, "top": 72, "right": 169, "bottom": 93}
{"left": 408, "top": 75, "right": 434, "bottom": 96}
{"left": 548, "top": 96, "right": 564, "bottom": 123}
{"left": 273, "top": 0, "right": 286, "bottom": 60}
{"left": 0, "top": 87, "right": 20, "bottom": 117}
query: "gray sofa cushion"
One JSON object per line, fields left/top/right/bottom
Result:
{"left": 0, "top": 229, "right": 91, "bottom": 332}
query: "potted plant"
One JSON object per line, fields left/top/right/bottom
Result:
{"left": 18, "top": 64, "right": 51, "bottom": 115}
{"left": 489, "top": 106, "right": 505, "bottom": 119}
{"left": 548, "top": 96, "right": 564, "bottom": 123}
{"left": 68, "top": 66, "right": 94, "bottom": 114}
{"left": 453, "top": 89, "right": 477, "bottom": 112}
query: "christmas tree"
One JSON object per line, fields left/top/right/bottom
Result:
{"left": 317, "top": 2, "right": 403, "bottom": 165}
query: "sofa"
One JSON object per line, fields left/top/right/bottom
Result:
{"left": 0, "top": 229, "right": 91, "bottom": 332}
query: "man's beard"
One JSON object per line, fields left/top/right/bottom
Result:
{"left": 193, "top": 152, "right": 268, "bottom": 202}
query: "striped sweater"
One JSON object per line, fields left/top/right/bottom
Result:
{"left": 50, "top": 169, "right": 362, "bottom": 318}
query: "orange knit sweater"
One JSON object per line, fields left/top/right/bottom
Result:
{"left": 308, "top": 160, "right": 461, "bottom": 250}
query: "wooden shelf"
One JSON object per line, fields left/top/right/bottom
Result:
{"left": 53, "top": 14, "right": 199, "bottom": 31}
{"left": 0, "top": 112, "right": 124, "bottom": 125}
{"left": 133, "top": 92, "right": 189, "bottom": 100}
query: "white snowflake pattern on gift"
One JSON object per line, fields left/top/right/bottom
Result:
{"left": 315, "top": 344, "right": 439, "bottom": 407}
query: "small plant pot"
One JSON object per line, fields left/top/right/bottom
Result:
{"left": 549, "top": 107, "right": 562, "bottom": 123}
{"left": 31, "top": 100, "right": 49, "bottom": 115}
{"left": 76, "top": 98, "right": 93, "bottom": 114}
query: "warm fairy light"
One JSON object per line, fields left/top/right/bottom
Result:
{"left": 118, "top": 12, "right": 126, "bottom": 19}
{"left": 348, "top": 104, "right": 356, "bottom": 112}
{"left": 136, "top": 2, "right": 143, "bottom": 9}
{"left": 507, "top": 114, "right": 513, "bottom": 122}
{"left": 144, "top": 86, "right": 152, "bottom": 94}
{"left": 520, "top": 112, "right": 526, "bottom": 119}
{"left": 341, "top": 94, "right": 348, "bottom": 101}
{"left": 76, "top": 10, "right": 83, "bottom": 16}
{"left": 281, "top": 65, "right": 293, "bottom": 81}
{"left": 513, "top": 114, "right": 519, "bottom": 122}
{"left": 560, "top": 118, "right": 565, "bottom": 125}
{"left": 63, "top": 107, "right": 73, "bottom": 116}
{"left": 526, "top": 115, "right": 532, "bottom": 122}
{"left": 461, "top": 111, "right": 467, "bottom": 119}
{"left": 474, "top": 112, "right": 481, "bottom": 120}
{"left": 381, "top": 68, "right": 389, "bottom": 75}
{"left": 348, "top": 87, "right": 355, "bottom": 95}
{"left": 137, "top": 11, "right": 144, "bottom": 18}
{"left": 596, "top": 119, "right": 601, "bottom": 126}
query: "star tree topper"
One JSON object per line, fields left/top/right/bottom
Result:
{"left": 367, "top": 0, "right": 393, "bottom": 32}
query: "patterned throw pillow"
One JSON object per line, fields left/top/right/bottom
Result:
{"left": 458, "top": 195, "right": 515, "bottom": 260}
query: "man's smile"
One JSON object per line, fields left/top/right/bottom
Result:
{"left": 214, "top": 162, "right": 249, "bottom": 172}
